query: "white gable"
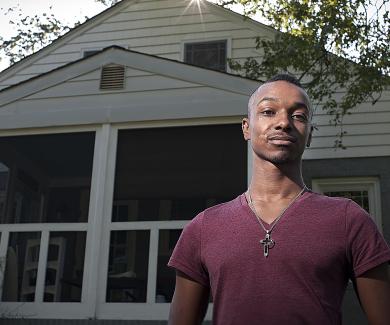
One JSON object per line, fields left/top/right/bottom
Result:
{"left": 0, "top": 47, "right": 258, "bottom": 130}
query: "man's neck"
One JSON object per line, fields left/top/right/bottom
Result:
{"left": 249, "top": 158, "right": 305, "bottom": 201}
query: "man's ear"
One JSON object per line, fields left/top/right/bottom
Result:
{"left": 242, "top": 118, "right": 251, "bottom": 141}
{"left": 306, "top": 125, "right": 313, "bottom": 147}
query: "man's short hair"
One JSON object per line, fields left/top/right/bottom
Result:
{"left": 263, "top": 74, "right": 303, "bottom": 88}
{"left": 248, "top": 73, "right": 312, "bottom": 118}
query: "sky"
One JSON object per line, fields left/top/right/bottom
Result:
{"left": 0, "top": 0, "right": 108, "bottom": 71}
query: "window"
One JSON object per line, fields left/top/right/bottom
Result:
{"left": 83, "top": 50, "right": 100, "bottom": 58}
{"left": 102, "top": 124, "right": 247, "bottom": 317}
{"left": 312, "top": 177, "right": 382, "bottom": 227}
{"left": 3, "top": 232, "right": 41, "bottom": 302}
{"left": 0, "top": 132, "right": 95, "bottom": 305}
{"left": 107, "top": 230, "right": 150, "bottom": 302}
{"left": 184, "top": 40, "right": 227, "bottom": 72}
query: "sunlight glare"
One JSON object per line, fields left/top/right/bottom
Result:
{"left": 179, "top": 0, "right": 206, "bottom": 29}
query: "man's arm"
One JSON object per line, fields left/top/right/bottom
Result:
{"left": 356, "top": 263, "right": 390, "bottom": 325}
{"left": 168, "top": 270, "right": 210, "bottom": 325}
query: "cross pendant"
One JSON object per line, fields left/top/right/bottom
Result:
{"left": 260, "top": 232, "right": 275, "bottom": 257}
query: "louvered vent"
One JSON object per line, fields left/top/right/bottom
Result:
{"left": 100, "top": 64, "right": 125, "bottom": 90}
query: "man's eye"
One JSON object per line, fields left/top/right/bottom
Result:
{"left": 292, "top": 114, "right": 308, "bottom": 121}
{"left": 261, "top": 110, "right": 274, "bottom": 116}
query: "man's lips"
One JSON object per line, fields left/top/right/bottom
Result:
{"left": 267, "top": 134, "right": 297, "bottom": 144}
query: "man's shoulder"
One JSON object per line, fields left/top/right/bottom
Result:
{"left": 308, "top": 191, "right": 351, "bottom": 206}
{"left": 190, "top": 195, "right": 243, "bottom": 223}
{"left": 203, "top": 195, "right": 243, "bottom": 216}
{"left": 305, "top": 191, "right": 370, "bottom": 222}
{"left": 184, "top": 195, "right": 244, "bottom": 231}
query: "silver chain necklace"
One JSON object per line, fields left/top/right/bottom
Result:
{"left": 247, "top": 186, "right": 307, "bottom": 258}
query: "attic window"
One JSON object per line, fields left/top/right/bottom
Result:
{"left": 83, "top": 50, "right": 100, "bottom": 58}
{"left": 184, "top": 40, "right": 227, "bottom": 72}
{"left": 100, "top": 64, "right": 125, "bottom": 90}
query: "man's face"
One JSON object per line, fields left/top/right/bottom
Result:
{"left": 242, "top": 80, "right": 313, "bottom": 165}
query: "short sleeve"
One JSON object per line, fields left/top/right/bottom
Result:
{"left": 346, "top": 200, "right": 390, "bottom": 277}
{"left": 168, "top": 212, "right": 209, "bottom": 287}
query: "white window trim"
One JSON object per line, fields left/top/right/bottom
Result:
{"left": 311, "top": 177, "right": 382, "bottom": 230}
{"left": 180, "top": 36, "right": 232, "bottom": 73}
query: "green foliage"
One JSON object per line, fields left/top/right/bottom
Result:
{"left": 220, "top": 0, "right": 389, "bottom": 145}
{"left": 0, "top": 1, "right": 121, "bottom": 68}
{"left": 0, "top": 6, "right": 72, "bottom": 66}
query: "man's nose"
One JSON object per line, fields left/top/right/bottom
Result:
{"left": 274, "top": 111, "right": 292, "bottom": 130}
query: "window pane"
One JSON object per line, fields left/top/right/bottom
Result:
{"left": 83, "top": 50, "right": 100, "bottom": 58}
{"left": 156, "top": 229, "right": 182, "bottom": 303}
{"left": 0, "top": 132, "right": 95, "bottom": 223}
{"left": 106, "top": 230, "right": 150, "bottom": 302}
{"left": 112, "top": 125, "right": 247, "bottom": 221}
{"left": 325, "top": 190, "right": 370, "bottom": 212}
{"left": 44, "top": 232, "right": 86, "bottom": 302}
{"left": 185, "top": 40, "right": 227, "bottom": 71}
{"left": 2, "top": 232, "right": 41, "bottom": 302}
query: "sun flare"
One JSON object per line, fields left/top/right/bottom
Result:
{"left": 180, "top": 0, "right": 206, "bottom": 27}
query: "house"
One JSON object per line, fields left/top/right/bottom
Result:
{"left": 0, "top": 0, "right": 389, "bottom": 324}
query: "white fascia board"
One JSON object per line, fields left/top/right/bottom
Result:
{"left": 0, "top": 0, "right": 135, "bottom": 83}
{"left": 0, "top": 47, "right": 259, "bottom": 107}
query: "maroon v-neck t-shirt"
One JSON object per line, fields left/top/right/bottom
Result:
{"left": 168, "top": 191, "right": 390, "bottom": 325}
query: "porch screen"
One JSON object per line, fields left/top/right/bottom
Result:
{"left": 107, "top": 124, "right": 247, "bottom": 303}
{"left": 0, "top": 132, "right": 94, "bottom": 303}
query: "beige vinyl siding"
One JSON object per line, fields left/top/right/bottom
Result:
{"left": 10, "top": 63, "right": 67, "bottom": 76}
{"left": 92, "top": 13, "right": 228, "bottom": 31}
{"left": 303, "top": 91, "right": 390, "bottom": 158}
{"left": 72, "top": 23, "right": 245, "bottom": 44}
{"left": 314, "top": 123, "right": 390, "bottom": 137}
{"left": 304, "top": 145, "right": 390, "bottom": 159}
{"left": 34, "top": 52, "right": 82, "bottom": 65}
{"left": 0, "top": 75, "right": 38, "bottom": 88}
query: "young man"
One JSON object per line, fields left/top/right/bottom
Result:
{"left": 168, "top": 74, "right": 390, "bottom": 325}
